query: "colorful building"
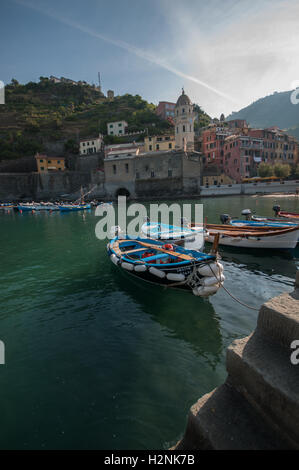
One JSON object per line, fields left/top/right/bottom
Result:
{"left": 79, "top": 135, "right": 103, "bottom": 155}
{"left": 156, "top": 101, "right": 176, "bottom": 120}
{"left": 144, "top": 135, "right": 175, "bottom": 152}
{"left": 107, "top": 120, "right": 128, "bottom": 136}
{"left": 35, "top": 154, "right": 65, "bottom": 173}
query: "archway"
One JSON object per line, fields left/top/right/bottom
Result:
{"left": 115, "top": 187, "right": 131, "bottom": 199}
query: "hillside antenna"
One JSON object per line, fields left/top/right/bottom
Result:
{"left": 98, "top": 72, "right": 102, "bottom": 93}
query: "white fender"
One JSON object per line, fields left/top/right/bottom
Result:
{"left": 166, "top": 273, "right": 185, "bottom": 282}
{"left": 149, "top": 267, "right": 166, "bottom": 279}
{"left": 193, "top": 285, "right": 219, "bottom": 297}
{"left": 110, "top": 254, "right": 119, "bottom": 265}
{"left": 134, "top": 264, "right": 147, "bottom": 273}
{"left": 197, "top": 262, "right": 223, "bottom": 277}
{"left": 121, "top": 262, "right": 134, "bottom": 271}
{"left": 201, "top": 274, "right": 225, "bottom": 287}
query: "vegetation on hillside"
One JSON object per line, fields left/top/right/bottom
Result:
{"left": 227, "top": 90, "right": 299, "bottom": 134}
{"left": 0, "top": 77, "right": 211, "bottom": 161}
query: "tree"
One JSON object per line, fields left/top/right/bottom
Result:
{"left": 273, "top": 163, "right": 291, "bottom": 179}
{"left": 258, "top": 162, "right": 274, "bottom": 177}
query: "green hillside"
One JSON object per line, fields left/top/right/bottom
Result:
{"left": 0, "top": 78, "right": 211, "bottom": 161}
{"left": 227, "top": 90, "right": 299, "bottom": 133}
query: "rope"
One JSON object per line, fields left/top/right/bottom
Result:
{"left": 208, "top": 264, "right": 259, "bottom": 312}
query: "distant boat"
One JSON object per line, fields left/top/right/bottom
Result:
{"left": 141, "top": 220, "right": 205, "bottom": 248}
{"left": 202, "top": 223, "right": 299, "bottom": 250}
{"left": 107, "top": 236, "right": 224, "bottom": 297}
{"left": 0, "top": 203, "right": 14, "bottom": 211}
{"left": 58, "top": 203, "right": 91, "bottom": 212}
{"left": 17, "top": 204, "right": 59, "bottom": 212}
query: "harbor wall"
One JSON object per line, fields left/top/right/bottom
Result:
{"left": 0, "top": 171, "right": 106, "bottom": 201}
{"left": 173, "top": 272, "right": 299, "bottom": 450}
{"left": 200, "top": 180, "right": 299, "bottom": 197}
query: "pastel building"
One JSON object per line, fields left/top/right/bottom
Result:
{"left": 144, "top": 135, "right": 175, "bottom": 152}
{"left": 156, "top": 101, "right": 176, "bottom": 120}
{"left": 79, "top": 135, "right": 103, "bottom": 155}
{"left": 107, "top": 120, "right": 128, "bottom": 136}
{"left": 35, "top": 154, "right": 65, "bottom": 173}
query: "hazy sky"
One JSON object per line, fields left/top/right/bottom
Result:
{"left": 1, "top": 0, "right": 299, "bottom": 117}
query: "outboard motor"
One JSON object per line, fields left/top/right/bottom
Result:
{"left": 273, "top": 205, "right": 281, "bottom": 217}
{"left": 241, "top": 209, "right": 252, "bottom": 221}
{"left": 220, "top": 214, "right": 231, "bottom": 224}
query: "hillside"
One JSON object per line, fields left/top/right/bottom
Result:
{"left": 0, "top": 78, "right": 211, "bottom": 161}
{"left": 227, "top": 90, "right": 299, "bottom": 134}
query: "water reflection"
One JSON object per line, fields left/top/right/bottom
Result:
{"left": 112, "top": 269, "right": 223, "bottom": 370}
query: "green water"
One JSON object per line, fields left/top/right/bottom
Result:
{"left": 0, "top": 195, "right": 298, "bottom": 450}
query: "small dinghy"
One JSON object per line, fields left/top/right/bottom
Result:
{"left": 273, "top": 205, "right": 299, "bottom": 221}
{"left": 141, "top": 219, "right": 205, "bottom": 248}
{"left": 107, "top": 236, "right": 224, "bottom": 297}
{"left": 203, "top": 223, "right": 299, "bottom": 250}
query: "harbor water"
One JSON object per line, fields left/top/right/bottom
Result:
{"left": 0, "top": 195, "right": 298, "bottom": 449}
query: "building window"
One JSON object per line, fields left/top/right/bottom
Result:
{"left": 183, "top": 125, "right": 186, "bottom": 132}
{"left": 83, "top": 143, "right": 85, "bottom": 146}
{"left": 156, "top": 144, "right": 159, "bottom": 150}
{"left": 110, "top": 124, "right": 113, "bottom": 128}
{"left": 48, "top": 161, "right": 51, "bottom": 164}
{"left": 169, "top": 143, "right": 172, "bottom": 149}
{"left": 151, "top": 171, "right": 155, "bottom": 178}
{"left": 119, "top": 130, "right": 122, "bottom": 134}
{"left": 149, "top": 145, "right": 152, "bottom": 151}
{"left": 168, "top": 169, "right": 172, "bottom": 177}
{"left": 125, "top": 163, "right": 129, "bottom": 173}
{"left": 40, "top": 167, "right": 44, "bottom": 171}
{"left": 57, "top": 160, "right": 60, "bottom": 164}
{"left": 40, "top": 159, "right": 43, "bottom": 163}
{"left": 118, "top": 123, "right": 122, "bottom": 126}
{"left": 113, "top": 165, "right": 116, "bottom": 175}
{"left": 176, "top": 127, "right": 178, "bottom": 133}
{"left": 149, "top": 137, "right": 152, "bottom": 141}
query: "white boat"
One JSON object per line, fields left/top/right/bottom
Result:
{"left": 203, "top": 224, "right": 299, "bottom": 250}
{"left": 141, "top": 221, "right": 205, "bottom": 250}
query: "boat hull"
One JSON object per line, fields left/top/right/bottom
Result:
{"left": 206, "top": 228, "right": 299, "bottom": 249}
{"left": 107, "top": 237, "right": 224, "bottom": 297}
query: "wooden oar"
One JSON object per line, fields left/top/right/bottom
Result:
{"left": 133, "top": 240, "right": 196, "bottom": 261}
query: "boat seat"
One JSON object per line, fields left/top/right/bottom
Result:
{"left": 143, "top": 253, "right": 169, "bottom": 262}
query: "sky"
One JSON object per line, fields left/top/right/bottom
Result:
{"left": 1, "top": 0, "right": 299, "bottom": 117}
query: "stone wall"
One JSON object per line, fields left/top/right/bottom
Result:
{"left": 173, "top": 273, "right": 299, "bottom": 450}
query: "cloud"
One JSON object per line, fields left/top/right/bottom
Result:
{"left": 160, "top": 0, "right": 299, "bottom": 116}
{"left": 14, "top": 0, "right": 237, "bottom": 104}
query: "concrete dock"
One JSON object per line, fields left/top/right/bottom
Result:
{"left": 174, "top": 271, "right": 299, "bottom": 450}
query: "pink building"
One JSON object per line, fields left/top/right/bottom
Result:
{"left": 156, "top": 101, "right": 176, "bottom": 120}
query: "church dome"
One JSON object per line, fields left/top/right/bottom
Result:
{"left": 176, "top": 89, "right": 192, "bottom": 107}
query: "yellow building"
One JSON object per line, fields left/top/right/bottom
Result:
{"left": 144, "top": 135, "right": 175, "bottom": 152}
{"left": 202, "top": 171, "right": 234, "bottom": 186}
{"left": 35, "top": 154, "right": 66, "bottom": 173}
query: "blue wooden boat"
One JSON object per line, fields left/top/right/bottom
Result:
{"left": 107, "top": 236, "right": 224, "bottom": 297}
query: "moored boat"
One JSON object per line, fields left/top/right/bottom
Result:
{"left": 273, "top": 205, "right": 299, "bottom": 221}
{"left": 107, "top": 236, "right": 224, "bottom": 297}
{"left": 58, "top": 203, "right": 91, "bottom": 212}
{"left": 141, "top": 220, "right": 205, "bottom": 248}
{"left": 202, "top": 224, "right": 299, "bottom": 250}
